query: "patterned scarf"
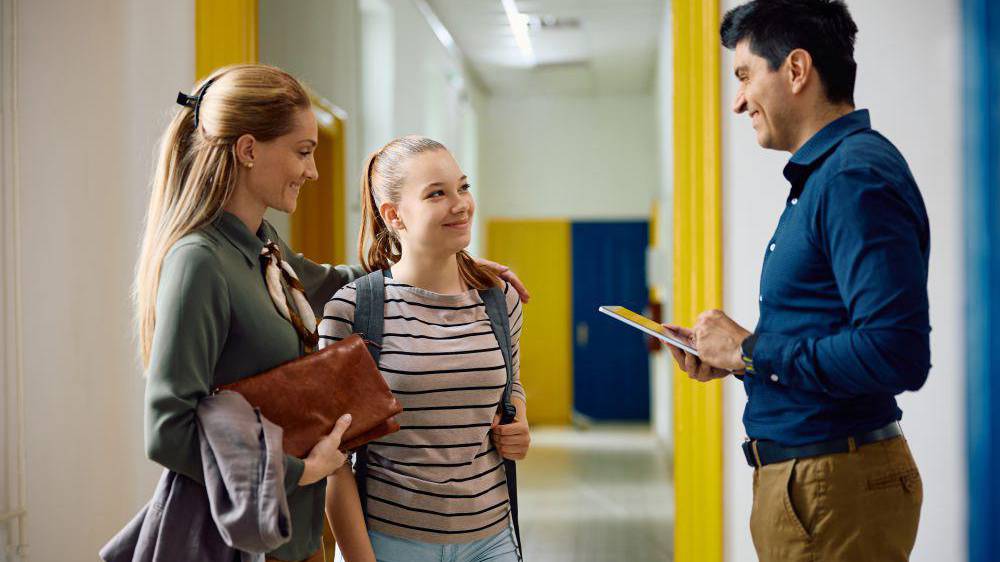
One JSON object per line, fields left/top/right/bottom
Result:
{"left": 260, "top": 241, "right": 319, "bottom": 352}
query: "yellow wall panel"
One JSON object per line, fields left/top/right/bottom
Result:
{"left": 487, "top": 219, "right": 573, "bottom": 425}
{"left": 672, "top": 0, "right": 724, "bottom": 561}
{"left": 195, "top": 0, "right": 258, "bottom": 79}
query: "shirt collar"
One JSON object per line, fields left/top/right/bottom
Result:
{"left": 213, "top": 211, "right": 266, "bottom": 267}
{"left": 783, "top": 109, "right": 871, "bottom": 194}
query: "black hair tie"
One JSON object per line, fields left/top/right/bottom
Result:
{"left": 175, "top": 76, "right": 219, "bottom": 128}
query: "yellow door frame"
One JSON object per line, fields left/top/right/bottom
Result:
{"left": 672, "top": 1, "right": 724, "bottom": 561}
{"left": 292, "top": 95, "right": 348, "bottom": 266}
{"left": 195, "top": 0, "right": 258, "bottom": 80}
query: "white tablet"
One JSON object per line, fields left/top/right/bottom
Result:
{"left": 598, "top": 305, "right": 699, "bottom": 356}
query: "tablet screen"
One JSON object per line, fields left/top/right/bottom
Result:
{"left": 598, "top": 305, "right": 699, "bottom": 356}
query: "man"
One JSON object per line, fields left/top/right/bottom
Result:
{"left": 665, "top": 1, "right": 929, "bottom": 560}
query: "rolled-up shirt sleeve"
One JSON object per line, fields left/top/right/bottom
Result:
{"left": 750, "top": 168, "right": 931, "bottom": 398}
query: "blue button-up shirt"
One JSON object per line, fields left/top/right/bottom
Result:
{"left": 742, "top": 109, "right": 931, "bottom": 446}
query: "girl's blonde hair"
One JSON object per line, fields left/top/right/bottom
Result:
{"left": 135, "top": 64, "right": 311, "bottom": 366}
{"left": 359, "top": 135, "right": 500, "bottom": 290}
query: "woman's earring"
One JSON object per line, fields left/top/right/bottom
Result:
{"left": 244, "top": 161, "right": 254, "bottom": 169}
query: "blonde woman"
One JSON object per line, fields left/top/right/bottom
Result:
{"left": 320, "top": 137, "right": 530, "bottom": 562}
{"left": 137, "top": 66, "right": 526, "bottom": 562}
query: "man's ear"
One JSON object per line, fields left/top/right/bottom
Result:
{"left": 381, "top": 201, "right": 404, "bottom": 231}
{"left": 235, "top": 133, "right": 257, "bottom": 167}
{"left": 786, "top": 48, "right": 813, "bottom": 95}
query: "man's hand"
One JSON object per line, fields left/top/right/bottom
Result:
{"left": 693, "top": 310, "right": 751, "bottom": 372}
{"left": 662, "top": 323, "right": 731, "bottom": 382}
{"left": 473, "top": 257, "right": 531, "bottom": 303}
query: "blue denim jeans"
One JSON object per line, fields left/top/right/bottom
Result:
{"left": 368, "top": 527, "right": 519, "bottom": 562}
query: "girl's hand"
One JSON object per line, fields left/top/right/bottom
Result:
{"left": 473, "top": 257, "right": 531, "bottom": 303}
{"left": 491, "top": 413, "right": 531, "bottom": 461}
{"left": 299, "top": 413, "right": 352, "bottom": 486}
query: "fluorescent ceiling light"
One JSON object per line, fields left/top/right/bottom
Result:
{"left": 414, "top": 0, "right": 456, "bottom": 52}
{"left": 501, "top": 0, "right": 535, "bottom": 66}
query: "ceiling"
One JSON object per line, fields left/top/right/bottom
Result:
{"left": 425, "top": 0, "right": 666, "bottom": 96}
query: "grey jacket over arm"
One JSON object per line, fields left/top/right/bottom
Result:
{"left": 102, "top": 391, "right": 290, "bottom": 562}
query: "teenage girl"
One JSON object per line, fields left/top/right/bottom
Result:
{"left": 319, "top": 136, "right": 531, "bottom": 562}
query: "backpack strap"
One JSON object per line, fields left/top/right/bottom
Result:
{"left": 480, "top": 285, "right": 517, "bottom": 424}
{"left": 479, "top": 284, "right": 522, "bottom": 561}
{"left": 349, "top": 269, "right": 387, "bottom": 527}
{"left": 353, "top": 270, "right": 385, "bottom": 362}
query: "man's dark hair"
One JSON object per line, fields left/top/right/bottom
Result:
{"left": 721, "top": 0, "right": 858, "bottom": 105}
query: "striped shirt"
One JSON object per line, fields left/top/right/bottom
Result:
{"left": 318, "top": 277, "right": 525, "bottom": 543}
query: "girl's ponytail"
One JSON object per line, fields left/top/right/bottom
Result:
{"left": 358, "top": 149, "right": 401, "bottom": 272}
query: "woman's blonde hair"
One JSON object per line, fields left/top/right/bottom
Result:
{"left": 135, "top": 64, "right": 311, "bottom": 366}
{"left": 359, "top": 135, "right": 500, "bottom": 290}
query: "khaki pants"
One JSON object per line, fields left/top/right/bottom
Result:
{"left": 750, "top": 436, "right": 922, "bottom": 562}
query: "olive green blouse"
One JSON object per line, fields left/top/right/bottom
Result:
{"left": 144, "top": 211, "right": 360, "bottom": 561}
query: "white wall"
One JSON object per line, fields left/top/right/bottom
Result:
{"left": 14, "top": 0, "right": 193, "bottom": 559}
{"left": 720, "top": 1, "right": 964, "bottom": 561}
{"left": 358, "top": 0, "right": 483, "bottom": 255}
{"left": 1, "top": 0, "right": 19, "bottom": 556}
{"left": 478, "top": 94, "right": 659, "bottom": 220}
{"left": 651, "top": 4, "right": 674, "bottom": 447}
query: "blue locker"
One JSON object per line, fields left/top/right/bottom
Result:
{"left": 571, "top": 221, "right": 650, "bottom": 421}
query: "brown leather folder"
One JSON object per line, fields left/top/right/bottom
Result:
{"left": 218, "top": 334, "right": 403, "bottom": 457}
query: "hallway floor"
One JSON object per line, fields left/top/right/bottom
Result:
{"left": 518, "top": 426, "right": 674, "bottom": 561}
{"left": 336, "top": 426, "right": 674, "bottom": 562}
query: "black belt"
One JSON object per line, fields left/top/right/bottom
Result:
{"left": 742, "top": 421, "right": 903, "bottom": 468}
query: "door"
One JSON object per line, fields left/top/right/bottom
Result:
{"left": 487, "top": 219, "right": 573, "bottom": 425}
{"left": 572, "top": 221, "right": 650, "bottom": 421}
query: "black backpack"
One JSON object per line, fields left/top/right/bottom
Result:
{"left": 351, "top": 270, "right": 523, "bottom": 559}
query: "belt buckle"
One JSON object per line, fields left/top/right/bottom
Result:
{"left": 742, "top": 438, "right": 763, "bottom": 468}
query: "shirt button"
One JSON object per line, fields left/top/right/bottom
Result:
{"left": 770, "top": 374, "right": 779, "bottom": 382}
{"left": 791, "top": 198, "right": 799, "bottom": 206}
{"left": 759, "top": 296, "right": 764, "bottom": 302}
{"left": 769, "top": 243, "right": 776, "bottom": 252}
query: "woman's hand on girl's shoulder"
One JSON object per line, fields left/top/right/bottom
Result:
{"left": 473, "top": 257, "right": 530, "bottom": 303}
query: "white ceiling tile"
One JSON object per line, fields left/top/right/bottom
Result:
{"left": 426, "top": 0, "right": 665, "bottom": 95}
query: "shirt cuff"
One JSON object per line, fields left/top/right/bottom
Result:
{"left": 749, "top": 331, "right": 797, "bottom": 386}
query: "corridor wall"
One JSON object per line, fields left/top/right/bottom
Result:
{"left": 13, "top": 1, "right": 194, "bottom": 560}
